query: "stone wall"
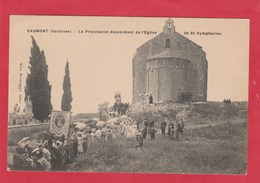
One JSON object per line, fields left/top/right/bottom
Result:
{"left": 8, "top": 123, "right": 50, "bottom": 144}
{"left": 132, "top": 22, "right": 208, "bottom": 103}
{"left": 133, "top": 32, "right": 169, "bottom": 103}
{"left": 147, "top": 57, "right": 191, "bottom": 102}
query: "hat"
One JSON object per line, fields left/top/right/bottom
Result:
{"left": 31, "top": 147, "right": 40, "bottom": 154}
{"left": 56, "top": 140, "right": 63, "bottom": 146}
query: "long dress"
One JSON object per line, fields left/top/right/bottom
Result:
{"left": 77, "top": 137, "right": 84, "bottom": 154}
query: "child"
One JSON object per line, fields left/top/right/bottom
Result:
{"left": 135, "top": 133, "right": 143, "bottom": 148}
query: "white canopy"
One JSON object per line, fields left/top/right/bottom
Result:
{"left": 74, "top": 122, "right": 87, "bottom": 129}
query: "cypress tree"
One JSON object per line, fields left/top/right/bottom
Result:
{"left": 61, "top": 61, "right": 73, "bottom": 111}
{"left": 25, "top": 36, "right": 52, "bottom": 122}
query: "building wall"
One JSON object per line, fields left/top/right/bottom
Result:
{"left": 8, "top": 123, "right": 50, "bottom": 144}
{"left": 133, "top": 32, "right": 168, "bottom": 103}
{"left": 8, "top": 117, "right": 31, "bottom": 126}
{"left": 147, "top": 58, "right": 191, "bottom": 102}
{"left": 132, "top": 20, "right": 208, "bottom": 103}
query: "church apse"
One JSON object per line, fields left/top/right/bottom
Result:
{"left": 132, "top": 19, "right": 208, "bottom": 103}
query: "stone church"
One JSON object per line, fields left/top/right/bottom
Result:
{"left": 132, "top": 19, "right": 208, "bottom": 103}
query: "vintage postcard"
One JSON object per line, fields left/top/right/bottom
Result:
{"left": 8, "top": 16, "right": 249, "bottom": 174}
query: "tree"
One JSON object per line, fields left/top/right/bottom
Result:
{"left": 25, "top": 36, "right": 52, "bottom": 122}
{"left": 61, "top": 61, "right": 73, "bottom": 111}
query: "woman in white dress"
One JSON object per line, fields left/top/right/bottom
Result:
{"left": 76, "top": 132, "right": 84, "bottom": 156}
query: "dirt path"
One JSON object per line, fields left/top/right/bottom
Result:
{"left": 155, "top": 118, "right": 247, "bottom": 135}
{"left": 186, "top": 118, "right": 246, "bottom": 130}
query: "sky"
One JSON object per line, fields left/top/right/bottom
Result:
{"left": 9, "top": 16, "right": 249, "bottom": 114}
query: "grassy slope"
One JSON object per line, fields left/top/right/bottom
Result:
{"left": 67, "top": 121, "right": 247, "bottom": 174}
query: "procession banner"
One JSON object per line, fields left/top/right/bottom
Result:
{"left": 50, "top": 111, "right": 71, "bottom": 137}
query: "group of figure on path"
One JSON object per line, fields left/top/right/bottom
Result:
{"left": 161, "top": 119, "right": 185, "bottom": 140}
{"left": 135, "top": 118, "right": 185, "bottom": 148}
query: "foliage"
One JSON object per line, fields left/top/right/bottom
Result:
{"left": 61, "top": 61, "right": 73, "bottom": 111}
{"left": 25, "top": 36, "right": 52, "bottom": 121}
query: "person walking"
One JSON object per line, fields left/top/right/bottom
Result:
{"left": 175, "top": 121, "right": 181, "bottom": 141}
{"left": 148, "top": 120, "right": 154, "bottom": 135}
{"left": 180, "top": 119, "right": 185, "bottom": 136}
{"left": 150, "top": 128, "right": 157, "bottom": 140}
{"left": 161, "top": 119, "right": 167, "bottom": 136}
{"left": 141, "top": 126, "right": 147, "bottom": 139}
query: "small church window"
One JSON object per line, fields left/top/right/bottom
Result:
{"left": 168, "top": 21, "right": 171, "bottom": 27}
{"left": 13, "top": 119, "right": 16, "bottom": 125}
{"left": 166, "top": 39, "right": 170, "bottom": 48}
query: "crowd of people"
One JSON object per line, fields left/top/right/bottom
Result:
{"left": 223, "top": 99, "right": 232, "bottom": 104}
{"left": 11, "top": 114, "right": 186, "bottom": 169}
{"left": 164, "top": 119, "right": 185, "bottom": 140}
{"left": 14, "top": 131, "right": 90, "bottom": 171}
{"left": 135, "top": 118, "right": 185, "bottom": 148}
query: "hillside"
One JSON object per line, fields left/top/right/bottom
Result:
{"left": 73, "top": 113, "right": 98, "bottom": 121}
{"left": 67, "top": 120, "right": 247, "bottom": 174}
{"left": 66, "top": 101, "right": 248, "bottom": 174}
{"left": 128, "top": 101, "right": 247, "bottom": 128}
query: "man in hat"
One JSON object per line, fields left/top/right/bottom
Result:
{"left": 161, "top": 119, "right": 167, "bottom": 136}
{"left": 175, "top": 120, "right": 181, "bottom": 141}
{"left": 150, "top": 127, "right": 157, "bottom": 140}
